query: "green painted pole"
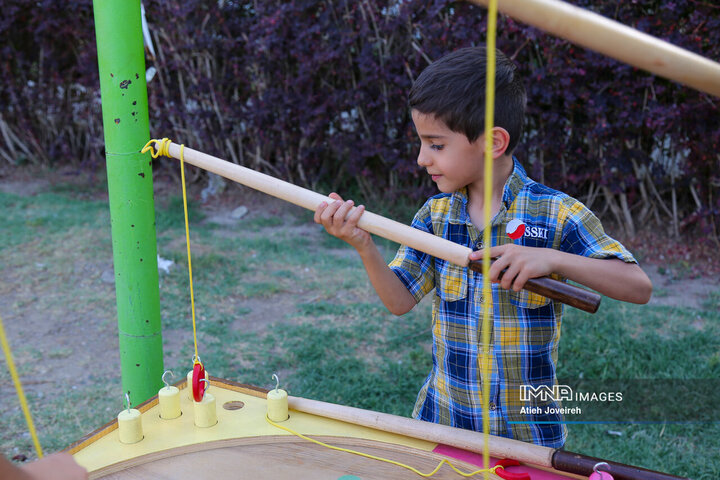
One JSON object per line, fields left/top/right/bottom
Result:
{"left": 93, "top": 0, "right": 164, "bottom": 404}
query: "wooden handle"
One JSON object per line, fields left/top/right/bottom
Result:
{"left": 469, "top": 0, "right": 720, "bottom": 98}
{"left": 287, "top": 395, "right": 555, "bottom": 469}
{"left": 159, "top": 141, "right": 599, "bottom": 312}
{"left": 525, "top": 277, "right": 600, "bottom": 313}
{"left": 468, "top": 261, "right": 601, "bottom": 313}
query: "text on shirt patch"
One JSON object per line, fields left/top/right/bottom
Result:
{"left": 507, "top": 219, "right": 548, "bottom": 240}
{"left": 525, "top": 225, "right": 549, "bottom": 239}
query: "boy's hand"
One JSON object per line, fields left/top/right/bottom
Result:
{"left": 314, "top": 192, "right": 372, "bottom": 252}
{"left": 469, "top": 244, "right": 557, "bottom": 291}
{"left": 19, "top": 452, "right": 89, "bottom": 480}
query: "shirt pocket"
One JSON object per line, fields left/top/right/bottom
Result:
{"left": 508, "top": 288, "right": 552, "bottom": 309}
{"left": 435, "top": 261, "right": 468, "bottom": 302}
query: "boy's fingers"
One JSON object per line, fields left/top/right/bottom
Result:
{"left": 469, "top": 245, "right": 505, "bottom": 261}
{"left": 502, "top": 259, "right": 525, "bottom": 290}
{"left": 489, "top": 254, "right": 509, "bottom": 282}
{"left": 341, "top": 205, "right": 364, "bottom": 236}
{"left": 334, "top": 200, "right": 354, "bottom": 227}
{"left": 313, "top": 202, "right": 328, "bottom": 224}
{"left": 501, "top": 264, "right": 520, "bottom": 290}
{"left": 512, "top": 271, "right": 529, "bottom": 292}
{"left": 488, "top": 245, "right": 505, "bottom": 257}
{"left": 320, "top": 199, "right": 342, "bottom": 224}
{"left": 348, "top": 204, "right": 365, "bottom": 224}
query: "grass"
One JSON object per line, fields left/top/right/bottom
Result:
{"left": 0, "top": 191, "right": 109, "bottom": 253}
{"left": 558, "top": 301, "right": 720, "bottom": 478}
{"left": 1, "top": 184, "right": 719, "bottom": 477}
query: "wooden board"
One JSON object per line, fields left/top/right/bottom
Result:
{"left": 95, "top": 436, "right": 502, "bottom": 480}
{"left": 68, "top": 378, "right": 581, "bottom": 480}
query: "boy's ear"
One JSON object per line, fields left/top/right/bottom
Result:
{"left": 491, "top": 127, "right": 511, "bottom": 159}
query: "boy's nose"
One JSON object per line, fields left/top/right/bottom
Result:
{"left": 417, "top": 148, "right": 431, "bottom": 167}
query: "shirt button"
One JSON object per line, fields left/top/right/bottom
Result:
{"left": 489, "top": 402, "right": 497, "bottom": 411}
{"left": 474, "top": 240, "right": 484, "bottom": 250}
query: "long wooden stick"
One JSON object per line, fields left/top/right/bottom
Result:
{"left": 154, "top": 140, "right": 600, "bottom": 313}
{"left": 469, "top": 0, "right": 720, "bottom": 98}
{"left": 159, "top": 142, "right": 468, "bottom": 265}
{"left": 287, "top": 395, "right": 690, "bottom": 480}
{"left": 287, "top": 395, "right": 555, "bottom": 468}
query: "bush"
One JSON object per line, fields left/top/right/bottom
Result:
{"left": 0, "top": 0, "right": 100, "bottom": 166}
{"left": 1, "top": 0, "right": 719, "bottom": 241}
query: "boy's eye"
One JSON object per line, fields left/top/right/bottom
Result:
{"left": 430, "top": 144, "right": 444, "bottom": 151}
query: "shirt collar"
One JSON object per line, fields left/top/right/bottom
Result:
{"left": 448, "top": 158, "right": 530, "bottom": 225}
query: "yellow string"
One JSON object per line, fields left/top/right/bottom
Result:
{"left": 141, "top": 138, "right": 201, "bottom": 364}
{"left": 265, "top": 414, "right": 499, "bottom": 478}
{"left": 481, "top": 2, "right": 499, "bottom": 479}
{"left": 0, "top": 313, "right": 43, "bottom": 458}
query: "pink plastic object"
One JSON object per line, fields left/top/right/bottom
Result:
{"left": 495, "top": 459, "right": 531, "bottom": 480}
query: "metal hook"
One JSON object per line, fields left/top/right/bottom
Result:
{"left": 162, "top": 370, "right": 174, "bottom": 390}
{"left": 593, "top": 462, "right": 610, "bottom": 473}
{"left": 272, "top": 373, "right": 280, "bottom": 393}
{"left": 124, "top": 392, "right": 131, "bottom": 413}
{"left": 192, "top": 354, "right": 202, "bottom": 365}
{"left": 199, "top": 378, "right": 210, "bottom": 393}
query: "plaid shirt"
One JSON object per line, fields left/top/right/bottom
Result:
{"left": 389, "top": 159, "right": 635, "bottom": 448}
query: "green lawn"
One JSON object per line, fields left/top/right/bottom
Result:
{"left": 0, "top": 185, "right": 718, "bottom": 477}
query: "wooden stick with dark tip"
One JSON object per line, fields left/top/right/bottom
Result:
{"left": 153, "top": 140, "right": 602, "bottom": 313}
{"left": 286, "top": 395, "right": 690, "bottom": 480}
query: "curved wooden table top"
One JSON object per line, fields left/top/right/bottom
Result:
{"left": 68, "top": 378, "right": 584, "bottom": 480}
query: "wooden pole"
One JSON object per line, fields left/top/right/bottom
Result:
{"left": 151, "top": 140, "right": 601, "bottom": 313}
{"left": 469, "top": 0, "right": 720, "bottom": 98}
{"left": 287, "top": 395, "right": 690, "bottom": 480}
{"left": 287, "top": 396, "right": 555, "bottom": 468}
{"left": 161, "top": 142, "right": 468, "bottom": 263}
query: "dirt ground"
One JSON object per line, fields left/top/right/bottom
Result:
{"left": 1, "top": 166, "right": 719, "bottom": 417}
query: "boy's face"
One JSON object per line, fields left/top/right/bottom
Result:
{"left": 411, "top": 110, "right": 485, "bottom": 194}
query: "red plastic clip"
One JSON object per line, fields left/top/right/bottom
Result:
{"left": 192, "top": 362, "right": 206, "bottom": 402}
{"left": 495, "top": 458, "right": 531, "bottom": 480}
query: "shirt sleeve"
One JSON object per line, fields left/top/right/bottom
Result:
{"left": 559, "top": 196, "right": 636, "bottom": 263}
{"left": 388, "top": 200, "right": 436, "bottom": 303}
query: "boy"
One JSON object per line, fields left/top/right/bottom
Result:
{"left": 314, "top": 47, "right": 652, "bottom": 447}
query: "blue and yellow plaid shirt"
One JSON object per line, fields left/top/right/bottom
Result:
{"left": 389, "top": 159, "right": 635, "bottom": 448}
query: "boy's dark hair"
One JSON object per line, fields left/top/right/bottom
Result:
{"left": 409, "top": 47, "right": 526, "bottom": 153}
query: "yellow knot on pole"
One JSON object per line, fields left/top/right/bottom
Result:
{"left": 141, "top": 137, "right": 173, "bottom": 158}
